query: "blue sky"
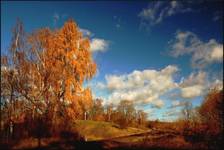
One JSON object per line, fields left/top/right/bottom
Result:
{"left": 1, "top": 1, "right": 223, "bottom": 121}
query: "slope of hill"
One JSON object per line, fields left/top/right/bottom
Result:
{"left": 73, "top": 120, "right": 146, "bottom": 141}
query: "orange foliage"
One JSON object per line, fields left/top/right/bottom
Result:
{"left": 1, "top": 19, "right": 97, "bottom": 140}
{"left": 27, "top": 19, "right": 97, "bottom": 120}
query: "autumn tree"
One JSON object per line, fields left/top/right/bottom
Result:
{"left": 86, "top": 98, "right": 148, "bottom": 127}
{"left": 90, "top": 98, "right": 105, "bottom": 121}
{"left": 116, "top": 100, "right": 136, "bottom": 128}
{"left": 180, "top": 89, "right": 223, "bottom": 149}
{"left": 1, "top": 20, "right": 28, "bottom": 139}
{"left": 105, "top": 103, "right": 114, "bottom": 122}
{"left": 79, "top": 88, "right": 93, "bottom": 120}
{"left": 137, "top": 110, "right": 147, "bottom": 125}
{"left": 23, "top": 19, "right": 97, "bottom": 129}
{"left": 198, "top": 89, "right": 223, "bottom": 149}
{"left": 199, "top": 89, "right": 223, "bottom": 138}
{"left": 181, "top": 101, "right": 193, "bottom": 121}
{"left": 1, "top": 19, "right": 97, "bottom": 142}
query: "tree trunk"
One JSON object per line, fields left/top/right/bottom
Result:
{"left": 0, "top": 96, "right": 1, "bottom": 139}
{"left": 84, "top": 111, "right": 87, "bottom": 120}
{"left": 38, "top": 137, "right": 41, "bottom": 148}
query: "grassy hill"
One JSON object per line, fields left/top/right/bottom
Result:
{"left": 73, "top": 120, "right": 146, "bottom": 141}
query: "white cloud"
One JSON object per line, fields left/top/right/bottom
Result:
{"left": 180, "top": 71, "right": 206, "bottom": 87}
{"left": 79, "top": 28, "right": 92, "bottom": 37}
{"left": 210, "top": 46, "right": 223, "bottom": 61}
{"left": 169, "top": 31, "right": 198, "bottom": 57}
{"left": 169, "top": 30, "right": 223, "bottom": 68}
{"left": 90, "top": 38, "right": 109, "bottom": 52}
{"left": 138, "top": 1, "right": 192, "bottom": 26}
{"left": 96, "top": 82, "right": 106, "bottom": 89}
{"left": 103, "top": 65, "right": 179, "bottom": 108}
{"left": 179, "top": 71, "right": 207, "bottom": 99}
{"left": 163, "top": 71, "right": 209, "bottom": 100}
{"left": 210, "top": 79, "right": 223, "bottom": 90}
{"left": 171, "top": 100, "right": 181, "bottom": 107}
{"left": 91, "top": 68, "right": 222, "bottom": 112}
{"left": 181, "top": 85, "right": 204, "bottom": 99}
{"left": 77, "top": 29, "right": 109, "bottom": 53}
{"left": 151, "top": 99, "right": 164, "bottom": 108}
{"left": 176, "top": 71, "right": 223, "bottom": 99}
{"left": 106, "top": 65, "right": 178, "bottom": 91}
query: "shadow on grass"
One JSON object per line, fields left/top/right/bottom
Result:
{"left": 1, "top": 140, "right": 185, "bottom": 150}
{"left": 0, "top": 138, "right": 212, "bottom": 150}
{"left": 15, "top": 140, "right": 104, "bottom": 150}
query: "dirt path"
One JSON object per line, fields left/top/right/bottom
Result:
{"left": 91, "top": 129, "right": 152, "bottom": 142}
{"left": 92, "top": 128, "right": 180, "bottom": 142}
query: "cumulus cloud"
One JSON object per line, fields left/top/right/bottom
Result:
{"left": 179, "top": 71, "right": 207, "bottom": 99}
{"left": 180, "top": 71, "right": 206, "bottom": 87}
{"left": 92, "top": 67, "right": 222, "bottom": 108}
{"left": 210, "top": 46, "right": 223, "bottom": 61}
{"left": 169, "top": 30, "right": 223, "bottom": 68}
{"left": 103, "top": 65, "right": 179, "bottom": 108}
{"left": 90, "top": 38, "right": 109, "bottom": 52}
{"left": 138, "top": 1, "right": 192, "bottom": 26}
{"left": 106, "top": 65, "right": 178, "bottom": 91}
{"left": 210, "top": 79, "right": 223, "bottom": 90}
{"left": 181, "top": 85, "right": 204, "bottom": 99}
{"left": 77, "top": 29, "right": 109, "bottom": 53}
{"left": 175, "top": 71, "right": 223, "bottom": 99}
{"left": 151, "top": 99, "right": 164, "bottom": 108}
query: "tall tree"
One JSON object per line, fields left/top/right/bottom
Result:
{"left": 105, "top": 103, "right": 114, "bottom": 122}
{"left": 25, "top": 19, "right": 97, "bottom": 121}
{"left": 90, "top": 99, "right": 105, "bottom": 121}
{"left": 137, "top": 110, "right": 147, "bottom": 125}
{"left": 199, "top": 89, "right": 223, "bottom": 136}
{"left": 1, "top": 19, "right": 97, "bottom": 141}
{"left": 116, "top": 100, "right": 136, "bottom": 128}
{"left": 181, "top": 101, "right": 193, "bottom": 121}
